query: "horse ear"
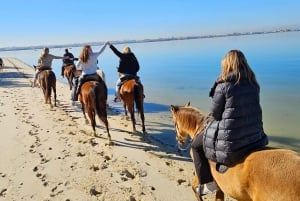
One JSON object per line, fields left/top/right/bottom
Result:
{"left": 170, "top": 105, "right": 178, "bottom": 113}
{"left": 185, "top": 101, "right": 190, "bottom": 106}
{"left": 170, "top": 105, "right": 175, "bottom": 112}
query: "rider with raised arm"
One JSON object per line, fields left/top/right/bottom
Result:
{"left": 107, "top": 42, "right": 142, "bottom": 102}
{"left": 71, "top": 43, "right": 108, "bottom": 103}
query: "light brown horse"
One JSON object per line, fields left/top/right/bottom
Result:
{"left": 170, "top": 104, "right": 300, "bottom": 201}
{"left": 38, "top": 70, "right": 56, "bottom": 108}
{"left": 120, "top": 79, "right": 145, "bottom": 133}
{"left": 63, "top": 64, "right": 75, "bottom": 90}
{"left": 78, "top": 80, "right": 111, "bottom": 143}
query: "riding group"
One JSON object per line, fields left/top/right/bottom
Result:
{"left": 32, "top": 44, "right": 299, "bottom": 201}
{"left": 32, "top": 41, "right": 145, "bottom": 143}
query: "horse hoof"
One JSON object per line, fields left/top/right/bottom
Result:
{"left": 105, "top": 140, "right": 114, "bottom": 146}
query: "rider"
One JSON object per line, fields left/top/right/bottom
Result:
{"left": 191, "top": 49, "right": 268, "bottom": 196}
{"left": 32, "top": 47, "right": 64, "bottom": 87}
{"left": 72, "top": 43, "right": 108, "bottom": 103}
{"left": 61, "top": 48, "right": 76, "bottom": 78}
{"left": 107, "top": 42, "right": 142, "bottom": 102}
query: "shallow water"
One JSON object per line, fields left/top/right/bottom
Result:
{"left": 1, "top": 31, "right": 300, "bottom": 152}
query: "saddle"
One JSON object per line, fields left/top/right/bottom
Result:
{"left": 74, "top": 73, "right": 103, "bottom": 101}
{"left": 35, "top": 65, "right": 52, "bottom": 71}
{"left": 81, "top": 73, "right": 103, "bottom": 84}
{"left": 119, "top": 75, "right": 140, "bottom": 88}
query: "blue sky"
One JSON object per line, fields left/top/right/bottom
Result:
{"left": 1, "top": 0, "right": 299, "bottom": 48}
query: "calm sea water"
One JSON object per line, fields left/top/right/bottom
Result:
{"left": 1, "top": 31, "right": 300, "bottom": 151}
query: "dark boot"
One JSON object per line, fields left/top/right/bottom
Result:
{"left": 71, "top": 77, "right": 79, "bottom": 101}
{"left": 75, "top": 76, "right": 85, "bottom": 100}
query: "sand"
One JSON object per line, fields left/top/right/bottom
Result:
{"left": 0, "top": 58, "right": 237, "bottom": 201}
{"left": 0, "top": 57, "right": 202, "bottom": 201}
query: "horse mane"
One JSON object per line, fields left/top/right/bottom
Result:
{"left": 174, "top": 105, "right": 208, "bottom": 136}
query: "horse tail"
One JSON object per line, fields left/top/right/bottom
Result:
{"left": 134, "top": 83, "right": 141, "bottom": 114}
{"left": 94, "top": 82, "right": 107, "bottom": 125}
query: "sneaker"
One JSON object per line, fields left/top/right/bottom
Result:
{"left": 196, "top": 182, "right": 217, "bottom": 196}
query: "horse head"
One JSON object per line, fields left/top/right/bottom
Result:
{"left": 170, "top": 103, "right": 192, "bottom": 150}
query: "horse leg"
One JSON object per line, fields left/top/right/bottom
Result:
{"left": 53, "top": 84, "right": 56, "bottom": 107}
{"left": 140, "top": 112, "right": 146, "bottom": 133}
{"left": 123, "top": 102, "right": 128, "bottom": 116}
{"left": 87, "top": 108, "right": 96, "bottom": 136}
{"left": 215, "top": 189, "right": 225, "bottom": 201}
{"left": 128, "top": 103, "right": 136, "bottom": 132}
{"left": 45, "top": 80, "right": 50, "bottom": 105}
{"left": 192, "top": 175, "right": 204, "bottom": 201}
{"left": 68, "top": 76, "right": 73, "bottom": 90}
{"left": 96, "top": 103, "right": 111, "bottom": 140}
{"left": 80, "top": 99, "right": 88, "bottom": 124}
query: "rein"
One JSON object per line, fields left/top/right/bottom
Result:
{"left": 174, "top": 122, "right": 191, "bottom": 151}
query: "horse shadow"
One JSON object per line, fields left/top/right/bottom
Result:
{"left": 0, "top": 70, "right": 32, "bottom": 88}
{"left": 104, "top": 100, "right": 193, "bottom": 162}
{"left": 105, "top": 100, "right": 300, "bottom": 164}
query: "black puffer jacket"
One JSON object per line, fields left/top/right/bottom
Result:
{"left": 203, "top": 72, "right": 268, "bottom": 166}
{"left": 109, "top": 44, "right": 140, "bottom": 75}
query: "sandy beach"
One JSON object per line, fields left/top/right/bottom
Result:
{"left": 0, "top": 58, "right": 234, "bottom": 201}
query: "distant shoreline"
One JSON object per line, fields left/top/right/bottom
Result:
{"left": 1, "top": 28, "right": 299, "bottom": 52}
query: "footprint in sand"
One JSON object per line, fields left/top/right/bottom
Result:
{"left": 0, "top": 188, "right": 7, "bottom": 197}
{"left": 77, "top": 152, "right": 86, "bottom": 157}
{"left": 0, "top": 173, "right": 6, "bottom": 178}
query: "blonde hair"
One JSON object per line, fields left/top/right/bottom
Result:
{"left": 122, "top": 46, "right": 131, "bottom": 54}
{"left": 40, "top": 47, "right": 49, "bottom": 59}
{"left": 220, "top": 50, "right": 259, "bottom": 87}
{"left": 79, "top": 45, "right": 90, "bottom": 63}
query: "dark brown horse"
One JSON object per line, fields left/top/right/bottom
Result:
{"left": 170, "top": 103, "right": 300, "bottom": 201}
{"left": 120, "top": 79, "right": 145, "bottom": 133}
{"left": 63, "top": 64, "right": 75, "bottom": 90}
{"left": 38, "top": 70, "right": 56, "bottom": 108}
{"left": 78, "top": 80, "right": 111, "bottom": 143}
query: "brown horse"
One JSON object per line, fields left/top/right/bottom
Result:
{"left": 78, "top": 80, "right": 111, "bottom": 143}
{"left": 170, "top": 103, "right": 300, "bottom": 201}
{"left": 120, "top": 79, "right": 145, "bottom": 133}
{"left": 63, "top": 64, "right": 75, "bottom": 90}
{"left": 38, "top": 70, "right": 56, "bottom": 108}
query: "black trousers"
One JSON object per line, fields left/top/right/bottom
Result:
{"left": 71, "top": 76, "right": 79, "bottom": 101}
{"left": 191, "top": 133, "right": 214, "bottom": 184}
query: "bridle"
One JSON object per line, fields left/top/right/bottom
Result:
{"left": 174, "top": 115, "right": 212, "bottom": 151}
{"left": 174, "top": 122, "right": 192, "bottom": 151}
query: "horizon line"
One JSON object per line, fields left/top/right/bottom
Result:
{"left": 1, "top": 28, "right": 299, "bottom": 52}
